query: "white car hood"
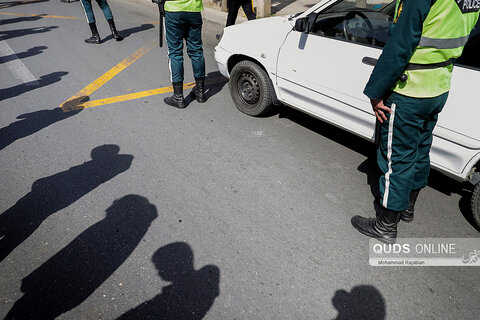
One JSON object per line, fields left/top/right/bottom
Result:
{"left": 217, "top": 16, "right": 294, "bottom": 74}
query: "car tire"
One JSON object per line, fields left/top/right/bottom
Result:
{"left": 229, "top": 60, "right": 273, "bottom": 116}
{"left": 471, "top": 182, "right": 480, "bottom": 229}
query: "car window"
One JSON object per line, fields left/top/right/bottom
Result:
{"left": 456, "top": 20, "right": 480, "bottom": 69}
{"left": 311, "top": 0, "right": 394, "bottom": 48}
{"left": 323, "top": 0, "right": 394, "bottom": 14}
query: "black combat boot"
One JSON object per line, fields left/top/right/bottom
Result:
{"left": 107, "top": 19, "right": 123, "bottom": 41}
{"left": 351, "top": 207, "right": 401, "bottom": 244}
{"left": 400, "top": 189, "right": 420, "bottom": 222}
{"left": 164, "top": 82, "right": 186, "bottom": 109}
{"left": 191, "top": 77, "right": 205, "bottom": 103}
{"left": 85, "top": 22, "right": 101, "bottom": 44}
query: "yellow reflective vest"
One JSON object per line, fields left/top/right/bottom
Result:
{"left": 392, "top": 0, "right": 479, "bottom": 98}
{"left": 164, "top": 0, "right": 203, "bottom": 12}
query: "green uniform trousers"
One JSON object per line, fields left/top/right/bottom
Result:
{"left": 79, "top": 0, "right": 113, "bottom": 24}
{"left": 165, "top": 11, "right": 205, "bottom": 83}
{"left": 378, "top": 91, "right": 449, "bottom": 211}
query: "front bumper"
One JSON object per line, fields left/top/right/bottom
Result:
{"left": 214, "top": 45, "right": 230, "bottom": 78}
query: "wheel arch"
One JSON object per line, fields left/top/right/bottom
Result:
{"left": 463, "top": 152, "right": 480, "bottom": 185}
{"left": 227, "top": 54, "right": 280, "bottom": 105}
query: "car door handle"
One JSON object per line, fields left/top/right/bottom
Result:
{"left": 362, "top": 57, "right": 377, "bottom": 67}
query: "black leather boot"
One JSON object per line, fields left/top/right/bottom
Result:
{"left": 191, "top": 77, "right": 205, "bottom": 103}
{"left": 164, "top": 82, "right": 186, "bottom": 109}
{"left": 85, "top": 22, "right": 101, "bottom": 44}
{"left": 400, "top": 189, "right": 420, "bottom": 222}
{"left": 351, "top": 207, "right": 401, "bottom": 244}
{"left": 107, "top": 19, "right": 123, "bottom": 41}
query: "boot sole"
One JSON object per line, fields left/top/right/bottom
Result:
{"left": 164, "top": 99, "right": 186, "bottom": 109}
{"left": 353, "top": 226, "right": 397, "bottom": 244}
{"left": 351, "top": 217, "right": 397, "bottom": 244}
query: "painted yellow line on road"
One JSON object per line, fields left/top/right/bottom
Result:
{"left": 60, "top": 40, "right": 157, "bottom": 110}
{"left": 73, "top": 83, "right": 195, "bottom": 110}
{"left": 0, "top": 12, "right": 82, "bottom": 20}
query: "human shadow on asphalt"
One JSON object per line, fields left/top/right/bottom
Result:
{"left": 0, "top": 0, "right": 49, "bottom": 9}
{"left": 332, "top": 285, "right": 386, "bottom": 320}
{"left": 0, "top": 104, "right": 85, "bottom": 151}
{"left": 0, "top": 71, "right": 68, "bottom": 101}
{"left": 184, "top": 71, "right": 228, "bottom": 107}
{"left": 0, "top": 145, "right": 134, "bottom": 263}
{"left": 275, "top": 106, "right": 480, "bottom": 230}
{"left": 0, "top": 45, "right": 48, "bottom": 63}
{"left": 102, "top": 24, "right": 155, "bottom": 42}
{"left": 4, "top": 195, "right": 158, "bottom": 320}
{"left": 0, "top": 26, "right": 58, "bottom": 40}
{"left": 204, "top": 71, "right": 228, "bottom": 101}
{"left": 0, "top": 14, "right": 45, "bottom": 25}
{"left": 117, "top": 242, "right": 220, "bottom": 320}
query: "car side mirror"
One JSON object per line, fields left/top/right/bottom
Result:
{"left": 294, "top": 17, "right": 309, "bottom": 33}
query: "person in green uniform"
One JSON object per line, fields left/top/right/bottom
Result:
{"left": 79, "top": 0, "right": 123, "bottom": 44}
{"left": 163, "top": 0, "right": 206, "bottom": 109}
{"left": 351, "top": 0, "right": 480, "bottom": 243}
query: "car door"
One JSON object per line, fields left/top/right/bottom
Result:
{"left": 429, "top": 20, "right": 480, "bottom": 175}
{"left": 436, "top": 20, "right": 480, "bottom": 144}
{"left": 276, "top": 0, "right": 394, "bottom": 140}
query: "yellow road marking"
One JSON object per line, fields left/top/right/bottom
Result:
{"left": 74, "top": 83, "right": 195, "bottom": 110}
{"left": 60, "top": 40, "right": 157, "bottom": 111}
{"left": 0, "top": 12, "right": 82, "bottom": 20}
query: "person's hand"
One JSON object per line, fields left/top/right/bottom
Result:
{"left": 370, "top": 99, "right": 391, "bottom": 123}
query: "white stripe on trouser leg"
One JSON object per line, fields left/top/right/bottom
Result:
{"left": 79, "top": 0, "right": 92, "bottom": 24}
{"left": 165, "top": 21, "right": 173, "bottom": 83}
{"left": 383, "top": 103, "right": 396, "bottom": 208}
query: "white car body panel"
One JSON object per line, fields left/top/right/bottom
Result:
{"left": 214, "top": 1, "right": 480, "bottom": 182}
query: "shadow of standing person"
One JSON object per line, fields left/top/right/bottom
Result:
{"left": 117, "top": 242, "right": 220, "bottom": 320}
{"left": 0, "top": 25, "right": 58, "bottom": 41}
{"left": 4, "top": 195, "right": 158, "bottom": 320}
{"left": 0, "top": 71, "right": 68, "bottom": 101}
{"left": 332, "top": 285, "right": 386, "bottom": 320}
{"left": 0, "top": 45, "right": 48, "bottom": 64}
{"left": 0, "top": 0, "right": 49, "bottom": 9}
{"left": 203, "top": 71, "right": 228, "bottom": 101}
{"left": 0, "top": 106, "right": 84, "bottom": 151}
{"left": 0, "top": 144, "right": 133, "bottom": 262}
{"left": 102, "top": 23, "right": 155, "bottom": 41}
{"left": 0, "top": 14, "right": 45, "bottom": 26}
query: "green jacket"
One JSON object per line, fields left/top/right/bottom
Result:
{"left": 364, "top": 0, "right": 480, "bottom": 99}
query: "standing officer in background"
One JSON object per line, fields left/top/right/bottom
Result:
{"left": 351, "top": 0, "right": 479, "bottom": 243}
{"left": 162, "top": 0, "right": 206, "bottom": 109}
{"left": 80, "top": 0, "right": 123, "bottom": 44}
{"left": 226, "top": 0, "right": 256, "bottom": 26}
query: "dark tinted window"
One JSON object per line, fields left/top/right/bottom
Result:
{"left": 311, "top": 11, "right": 392, "bottom": 48}
{"left": 456, "top": 20, "right": 480, "bottom": 69}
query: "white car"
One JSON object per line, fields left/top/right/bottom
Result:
{"left": 214, "top": 0, "right": 480, "bottom": 227}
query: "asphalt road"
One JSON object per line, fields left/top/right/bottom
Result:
{"left": 1, "top": 0, "right": 479, "bottom": 319}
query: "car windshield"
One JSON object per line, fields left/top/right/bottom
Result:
{"left": 323, "top": 0, "right": 395, "bottom": 14}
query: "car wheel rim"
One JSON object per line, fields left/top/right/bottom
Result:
{"left": 237, "top": 72, "right": 260, "bottom": 106}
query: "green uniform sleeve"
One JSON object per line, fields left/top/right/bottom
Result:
{"left": 363, "top": 0, "right": 433, "bottom": 100}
